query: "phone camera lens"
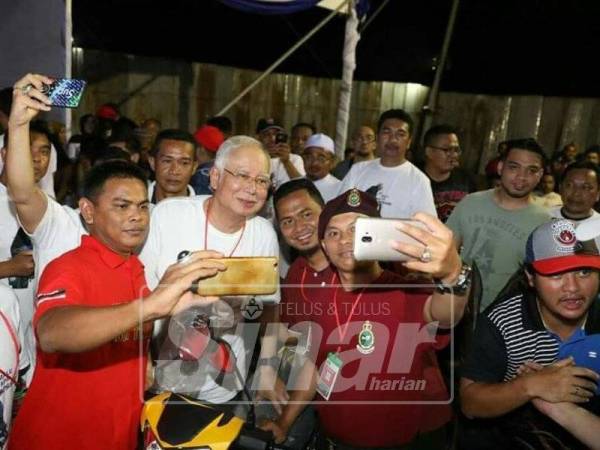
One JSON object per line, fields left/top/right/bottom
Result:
{"left": 361, "top": 236, "right": 373, "bottom": 243}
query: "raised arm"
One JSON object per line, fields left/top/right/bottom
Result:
{"left": 6, "top": 73, "right": 53, "bottom": 233}
{"left": 392, "top": 212, "right": 469, "bottom": 328}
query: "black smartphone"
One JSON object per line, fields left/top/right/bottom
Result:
{"left": 41, "top": 78, "right": 87, "bottom": 108}
{"left": 275, "top": 132, "right": 288, "bottom": 144}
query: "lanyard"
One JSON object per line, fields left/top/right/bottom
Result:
{"left": 331, "top": 273, "right": 366, "bottom": 349}
{"left": 0, "top": 309, "right": 20, "bottom": 386}
{"left": 299, "top": 266, "right": 336, "bottom": 304}
{"left": 204, "top": 198, "right": 246, "bottom": 257}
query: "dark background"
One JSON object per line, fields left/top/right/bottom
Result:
{"left": 73, "top": 0, "right": 600, "bottom": 97}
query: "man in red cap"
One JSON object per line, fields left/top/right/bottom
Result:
{"left": 460, "top": 218, "right": 600, "bottom": 449}
{"left": 190, "top": 125, "right": 225, "bottom": 195}
{"left": 261, "top": 189, "right": 471, "bottom": 448}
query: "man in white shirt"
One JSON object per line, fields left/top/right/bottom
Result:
{"left": 302, "top": 133, "right": 340, "bottom": 202}
{"left": 338, "top": 109, "right": 437, "bottom": 218}
{"left": 147, "top": 129, "right": 198, "bottom": 204}
{"left": 0, "top": 121, "right": 53, "bottom": 383}
{"left": 256, "top": 118, "right": 305, "bottom": 189}
{"left": 550, "top": 161, "right": 600, "bottom": 225}
{"left": 141, "top": 136, "right": 285, "bottom": 407}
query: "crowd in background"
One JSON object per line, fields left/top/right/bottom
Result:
{"left": 1, "top": 74, "right": 600, "bottom": 450}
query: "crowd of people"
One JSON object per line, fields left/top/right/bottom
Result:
{"left": 0, "top": 72, "right": 600, "bottom": 450}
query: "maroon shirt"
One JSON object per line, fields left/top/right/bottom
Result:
{"left": 307, "top": 270, "right": 452, "bottom": 447}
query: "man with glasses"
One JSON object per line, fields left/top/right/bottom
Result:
{"left": 338, "top": 109, "right": 437, "bottom": 218}
{"left": 302, "top": 133, "right": 340, "bottom": 202}
{"left": 140, "top": 136, "right": 286, "bottom": 407}
{"left": 421, "top": 125, "right": 474, "bottom": 222}
{"left": 332, "top": 125, "right": 377, "bottom": 180}
{"left": 447, "top": 138, "right": 550, "bottom": 310}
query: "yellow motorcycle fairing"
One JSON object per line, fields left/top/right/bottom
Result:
{"left": 141, "top": 392, "right": 244, "bottom": 450}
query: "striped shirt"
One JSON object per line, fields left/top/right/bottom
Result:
{"left": 462, "top": 290, "right": 600, "bottom": 383}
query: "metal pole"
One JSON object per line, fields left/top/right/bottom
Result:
{"left": 216, "top": 0, "right": 350, "bottom": 116}
{"left": 421, "top": 0, "right": 460, "bottom": 136}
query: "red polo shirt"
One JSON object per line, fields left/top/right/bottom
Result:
{"left": 308, "top": 270, "right": 452, "bottom": 447}
{"left": 9, "top": 236, "right": 151, "bottom": 450}
{"left": 280, "top": 256, "right": 334, "bottom": 326}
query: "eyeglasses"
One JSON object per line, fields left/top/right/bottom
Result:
{"left": 429, "top": 145, "right": 462, "bottom": 155}
{"left": 354, "top": 135, "right": 376, "bottom": 143}
{"left": 223, "top": 168, "right": 271, "bottom": 190}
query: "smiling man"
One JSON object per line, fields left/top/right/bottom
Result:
{"left": 447, "top": 138, "right": 550, "bottom": 309}
{"left": 338, "top": 109, "right": 437, "bottom": 218}
{"left": 140, "top": 135, "right": 284, "bottom": 406}
{"left": 261, "top": 189, "right": 471, "bottom": 448}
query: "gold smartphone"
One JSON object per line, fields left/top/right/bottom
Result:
{"left": 192, "top": 257, "right": 279, "bottom": 296}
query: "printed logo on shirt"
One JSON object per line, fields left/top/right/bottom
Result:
{"left": 36, "top": 289, "right": 66, "bottom": 306}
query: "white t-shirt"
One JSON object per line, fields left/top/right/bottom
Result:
{"left": 270, "top": 154, "right": 305, "bottom": 190}
{"left": 0, "top": 134, "right": 57, "bottom": 199}
{"left": 0, "top": 284, "right": 30, "bottom": 447}
{"left": 139, "top": 195, "right": 280, "bottom": 403}
{"left": 549, "top": 206, "right": 600, "bottom": 224}
{"left": 313, "top": 174, "right": 341, "bottom": 203}
{"left": 147, "top": 181, "right": 196, "bottom": 204}
{"left": 338, "top": 158, "right": 437, "bottom": 218}
{"left": 0, "top": 184, "right": 36, "bottom": 386}
{"left": 23, "top": 193, "right": 87, "bottom": 287}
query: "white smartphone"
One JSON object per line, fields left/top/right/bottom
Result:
{"left": 353, "top": 217, "right": 426, "bottom": 261}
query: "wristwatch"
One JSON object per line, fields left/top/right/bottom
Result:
{"left": 435, "top": 262, "right": 472, "bottom": 295}
{"left": 258, "top": 356, "right": 281, "bottom": 370}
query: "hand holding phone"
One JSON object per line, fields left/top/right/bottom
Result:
{"left": 353, "top": 218, "right": 427, "bottom": 261}
{"left": 178, "top": 252, "right": 279, "bottom": 296}
{"left": 41, "top": 78, "right": 86, "bottom": 108}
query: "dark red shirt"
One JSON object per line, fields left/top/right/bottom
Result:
{"left": 9, "top": 236, "right": 151, "bottom": 450}
{"left": 308, "top": 270, "right": 451, "bottom": 447}
{"left": 280, "top": 256, "right": 334, "bottom": 326}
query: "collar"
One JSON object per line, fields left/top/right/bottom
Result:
{"left": 81, "top": 235, "right": 139, "bottom": 269}
{"left": 149, "top": 181, "right": 196, "bottom": 204}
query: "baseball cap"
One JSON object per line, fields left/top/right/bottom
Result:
{"left": 318, "top": 189, "right": 379, "bottom": 240}
{"left": 525, "top": 218, "right": 600, "bottom": 275}
{"left": 194, "top": 125, "right": 224, "bottom": 153}
{"left": 256, "top": 118, "right": 284, "bottom": 134}
{"left": 96, "top": 104, "right": 119, "bottom": 120}
{"left": 304, "top": 133, "right": 335, "bottom": 154}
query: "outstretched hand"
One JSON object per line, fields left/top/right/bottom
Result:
{"left": 143, "top": 250, "right": 226, "bottom": 320}
{"left": 392, "top": 212, "right": 462, "bottom": 283}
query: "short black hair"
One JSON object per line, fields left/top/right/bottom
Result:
{"left": 377, "top": 109, "right": 414, "bottom": 135}
{"left": 5, "top": 120, "right": 52, "bottom": 144}
{"left": 94, "top": 146, "right": 132, "bottom": 165}
{"left": 502, "top": 138, "right": 547, "bottom": 165}
{"left": 561, "top": 160, "right": 600, "bottom": 187}
{"left": 206, "top": 116, "right": 233, "bottom": 135}
{"left": 423, "top": 124, "right": 459, "bottom": 147}
{"left": 291, "top": 122, "right": 317, "bottom": 135}
{"left": 584, "top": 145, "right": 600, "bottom": 157}
{"left": 150, "top": 129, "right": 197, "bottom": 157}
{"left": 0, "top": 87, "right": 12, "bottom": 116}
{"left": 82, "top": 159, "right": 147, "bottom": 202}
{"left": 273, "top": 178, "right": 325, "bottom": 220}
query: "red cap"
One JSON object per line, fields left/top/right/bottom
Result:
{"left": 194, "top": 125, "right": 225, "bottom": 153}
{"left": 96, "top": 104, "right": 118, "bottom": 120}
